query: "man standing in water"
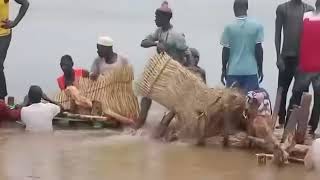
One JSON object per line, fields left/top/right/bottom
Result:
{"left": 293, "top": 0, "right": 320, "bottom": 136}
{"left": 0, "top": 0, "right": 29, "bottom": 100}
{"left": 137, "top": 1, "right": 192, "bottom": 129}
{"left": 21, "top": 86, "right": 61, "bottom": 132}
{"left": 275, "top": 0, "right": 313, "bottom": 128}
{"left": 220, "top": 0, "right": 264, "bottom": 93}
{"left": 90, "top": 36, "right": 128, "bottom": 80}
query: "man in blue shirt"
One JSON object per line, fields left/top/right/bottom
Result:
{"left": 220, "top": 0, "right": 264, "bottom": 93}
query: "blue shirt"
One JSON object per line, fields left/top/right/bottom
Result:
{"left": 220, "top": 17, "right": 264, "bottom": 75}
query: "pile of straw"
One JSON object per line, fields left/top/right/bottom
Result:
{"left": 55, "top": 65, "right": 140, "bottom": 121}
{"left": 135, "top": 53, "right": 246, "bottom": 138}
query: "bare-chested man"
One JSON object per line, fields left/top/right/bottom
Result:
{"left": 275, "top": 0, "right": 313, "bottom": 128}
{"left": 136, "top": 1, "right": 192, "bottom": 129}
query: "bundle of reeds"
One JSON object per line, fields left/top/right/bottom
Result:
{"left": 135, "top": 53, "right": 246, "bottom": 138}
{"left": 55, "top": 65, "right": 140, "bottom": 121}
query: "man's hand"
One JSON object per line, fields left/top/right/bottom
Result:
{"left": 258, "top": 71, "right": 264, "bottom": 84}
{"left": 277, "top": 56, "right": 285, "bottom": 72}
{"left": 221, "top": 70, "right": 226, "bottom": 86}
{"left": 83, "top": 70, "right": 90, "bottom": 78}
{"left": 90, "top": 73, "right": 99, "bottom": 81}
{"left": 156, "top": 42, "right": 166, "bottom": 54}
{"left": 1, "top": 20, "right": 15, "bottom": 29}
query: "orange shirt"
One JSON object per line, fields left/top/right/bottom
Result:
{"left": 0, "top": 0, "right": 10, "bottom": 36}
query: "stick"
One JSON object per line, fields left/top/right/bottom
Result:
{"left": 62, "top": 111, "right": 134, "bottom": 125}
{"left": 256, "top": 153, "right": 304, "bottom": 164}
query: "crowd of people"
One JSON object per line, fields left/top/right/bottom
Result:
{"left": 1, "top": 0, "right": 320, "bottom": 160}
{"left": 0, "top": 0, "right": 320, "bottom": 170}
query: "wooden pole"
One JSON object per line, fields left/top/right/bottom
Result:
{"left": 272, "top": 87, "right": 283, "bottom": 129}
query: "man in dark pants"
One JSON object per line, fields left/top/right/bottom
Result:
{"left": 0, "top": 0, "right": 29, "bottom": 100}
{"left": 275, "top": 0, "right": 313, "bottom": 128}
{"left": 137, "top": 1, "right": 192, "bottom": 129}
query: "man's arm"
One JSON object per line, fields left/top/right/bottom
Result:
{"left": 141, "top": 30, "right": 158, "bottom": 48}
{"left": 11, "top": 0, "right": 29, "bottom": 28}
{"left": 222, "top": 47, "right": 230, "bottom": 74}
{"left": 275, "top": 5, "right": 283, "bottom": 62}
{"left": 42, "top": 93, "right": 60, "bottom": 106}
{"left": 255, "top": 43, "right": 264, "bottom": 83}
{"left": 220, "top": 25, "right": 230, "bottom": 85}
{"left": 90, "top": 58, "right": 100, "bottom": 80}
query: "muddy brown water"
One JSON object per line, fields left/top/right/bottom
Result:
{"left": 0, "top": 127, "right": 318, "bottom": 180}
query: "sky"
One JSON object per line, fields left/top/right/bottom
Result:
{"left": 5, "top": 0, "right": 317, "bottom": 102}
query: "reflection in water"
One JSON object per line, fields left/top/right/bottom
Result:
{"left": 0, "top": 129, "right": 318, "bottom": 180}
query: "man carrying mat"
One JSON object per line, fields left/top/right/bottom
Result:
{"left": 137, "top": 1, "right": 192, "bottom": 129}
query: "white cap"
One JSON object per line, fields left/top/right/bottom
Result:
{"left": 97, "top": 36, "right": 113, "bottom": 47}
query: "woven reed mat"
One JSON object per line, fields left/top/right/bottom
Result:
{"left": 55, "top": 65, "right": 140, "bottom": 120}
{"left": 135, "top": 53, "right": 246, "bottom": 137}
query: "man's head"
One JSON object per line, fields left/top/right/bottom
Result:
{"left": 60, "top": 55, "right": 74, "bottom": 74}
{"left": 28, "top": 86, "right": 43, "bottom": 104}
{"left": 190, "top": 48, "right": 200, "bottom": 66}
{"left": 97, "top": 36, "right": 114, "bottom": 60}
{"left": 233, "top": 0, "right": 248, "bottom": 17}
{"left": 155, "top": 1, "right": 172, "bottom": 27}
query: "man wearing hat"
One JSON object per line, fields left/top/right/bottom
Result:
{"left": 137, "top": 1, "right": 192, "bottom": 129}
{"left": 90, "top": 36, "right": 128, "bottom": 80}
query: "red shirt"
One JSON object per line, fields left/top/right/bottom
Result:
{"left": 57, "top": 69, "right": 85, "bottom": 90}
{"left": 0, "top": 100, "right": 21, "bottom": 121}
{"left": 300, "top": 13, "right": 320, "bottom": 72}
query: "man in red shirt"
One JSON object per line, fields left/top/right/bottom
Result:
{"left": 57, "top": 55, "right": 89, "bottom": 90}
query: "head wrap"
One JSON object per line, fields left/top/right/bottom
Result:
{"left": 97, "top": 36, "right": 113, "bottom": 47}
{"left": 156, "top": 1, "right": 172, "bottom": 18}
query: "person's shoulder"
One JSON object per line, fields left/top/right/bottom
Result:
{"left": 276, "top": 2, "right": 287, "bottom": 13}
{"left": 117, "top": 54, "right": 129, "bottom": 64}
{"left": 304, "top": 3, "right": 315, "bottom": 11}
{"left": 247, "top": 18, "right": 263, "bottom": 28}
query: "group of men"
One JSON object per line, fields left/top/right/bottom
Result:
{"left": 216, "top": 0, "right": 320, "bottom": 137}
{"left": 1, "top": 0, "right": 320, "bottom": 137}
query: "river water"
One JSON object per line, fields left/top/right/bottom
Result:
{"left": 0, "top": 128, "right": 318, "bottom": 180}
{"left": 3, "top": 0, "right": 320, "bottom": 179}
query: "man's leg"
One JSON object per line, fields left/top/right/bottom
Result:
{"left": 277, "top": 59, "right": 297, "bottom": 126}
{"left": 136, "top": 97, "right": 152, "bottom": 129}
{"left": 285, "top": 72, "right": 311, "bottom": 128}
{"left": 309, "top": 74, "right": 320, "bottom": 135}
{"left": 243, "top": 75, "right": 259, "bottom": 93}
{"left": 0, "top": 34, "right": 12, "bottom": 100}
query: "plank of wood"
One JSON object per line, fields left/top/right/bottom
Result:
{"left": 296, "top": 93, "right": 312, "bottom": 144}
{"left": 256, "top": 153, "right": 304, "bottom": 164}
{"left": 272, "top": 87, "right": 283, "bottom": 129}
{"left": 282, "top": 106, "right": 300, "bottom": 142}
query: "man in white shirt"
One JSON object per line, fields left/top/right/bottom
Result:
{"left": 21, "top": 86, "right": 61, "bottom": 132}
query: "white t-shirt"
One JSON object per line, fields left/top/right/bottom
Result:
{"left": 21, "top": 103, "right": 60, "bottom": 132}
